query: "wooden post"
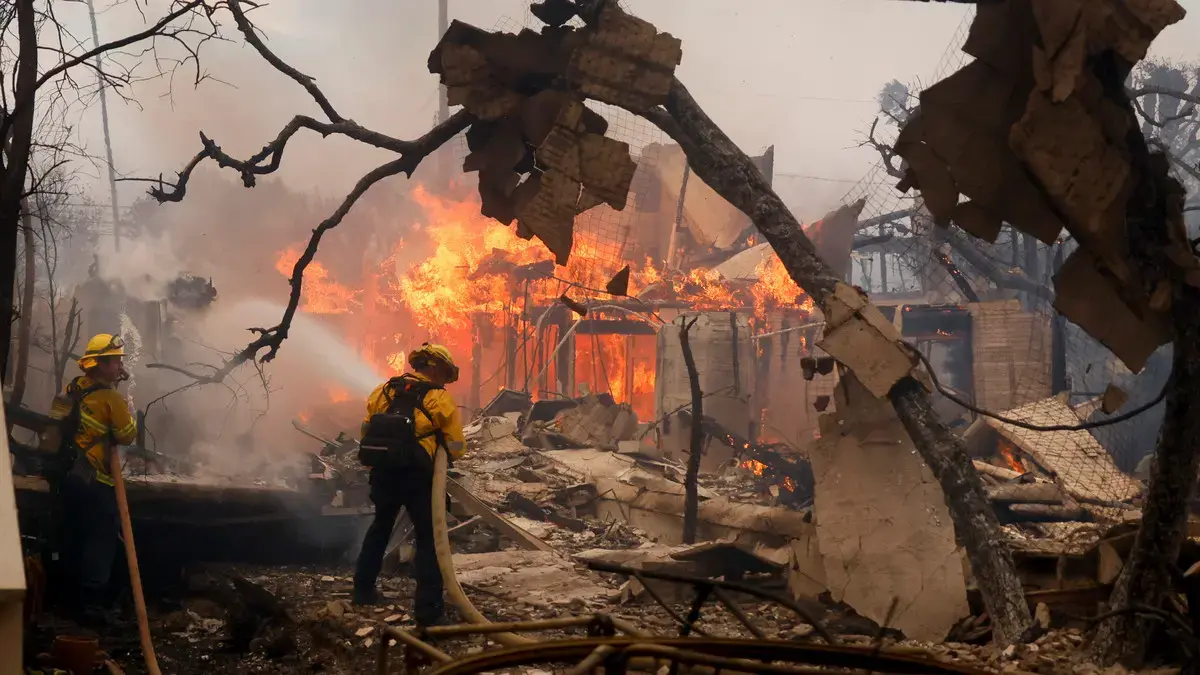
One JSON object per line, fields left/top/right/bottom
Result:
{"left": 624, "top": 335, "right": 635, "bottom": 404}
{"left": 665, "top": 164, "right": 691, "bottom": 270}
{"left": 555, "top": 312, "right": 573, "bottom": 397}
{"left": 470, "top": 315, "right": 482, "bottom": 412}
{"left": 504, "top": 317, "right": 518, "bottom": 390}
{"left": 751, "top": 313, "right": 774, "bottom": 444}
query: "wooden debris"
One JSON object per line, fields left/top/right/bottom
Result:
{"left": 427, "top": 8, "right": 673, "bottom": 267}
{"left": 980, "top": 395, "right": 1143, "bottom": 505}
{"left": 445, "top": 478, "right": 557, "bottom": 554}
{"left": 1052, "top": 250, "right": 1169, "bottom": 373}
{"left": 1101, "top": 384, "right": 1129, "bottom": 414}
{"left": 891, "top": 0, "right": 1188, "bottom": 373}
{"left": 1007, "top": 503, "right": 1086, "bottom": 522}
{"left": 816, "top": 283, "right": 916, "bottom": 398}
{"left": 805, "top": 199, "right": 867, "bottom": 280}
{"left": 986, "top": 482, "right": 1066, "bottom": 505}
{"left": 972, "top": 460, "right": 1024, "bottom": 482}
{"left": 566, "top": 2, "right": 682, "bottom": 112}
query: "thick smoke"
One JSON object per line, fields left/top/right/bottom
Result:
{"left": 95, "top": 233, "right": 184, "bottom": 302}
{"left": 116, "top": 168, "right": 437, "bottom": 482}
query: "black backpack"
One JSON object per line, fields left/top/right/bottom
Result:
{"left": 39, "top": 378, "right": 108, "bottom": 480}
{"left": 359, "top": 377, "right": 444, "bottom": 471}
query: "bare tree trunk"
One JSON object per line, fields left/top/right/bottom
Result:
{"left": 645, "top": 79, "right": 1032, "bottom": 644}
{"left": 1090, "top": 306, "right": 1200, "bottom": 665}
{"left": 54, "top": 298, "right": 79, "bottom": 393}
{"left": 679, "top": 316, "right": 702, "bottom": 544}
{"left": 0, "top": 0, "right": 40, "bottom": 383}
{"left": 8, "top": 204, "right": 35, "bottom": 407}
{"left": 1089, "top": 103, "right": 1200, "bottom": 664}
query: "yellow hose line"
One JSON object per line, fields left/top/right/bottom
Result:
{"left": 432, "top": 448, "right": 651, "bottom": 650}
{"left": 432, "top": 448, "right": 533, "bottom": 646}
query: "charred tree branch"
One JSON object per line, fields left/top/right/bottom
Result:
{"left": 226, "top": 0, "right": 343, "bottom": 123}
{"left": 1090, "top": 66, "right": 1200, "bottom": 666}
{"left": 679, "top": 316, "right": 703, "bottom": 545}
{"left": 0, "top": 0, "right": 212, "bottom": 144}
{"left": 861, "top": 118, "right": 907, "bottom": 180}
{"left": 136, "top": 112, "right": 462, "bottom": 202}
{"left": 639, "top": 76, "right": 1032, "bottom": 644}
{"left": 145, "top": 110, "right": 470, "bottom": 381}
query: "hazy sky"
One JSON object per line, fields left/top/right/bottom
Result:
{"left": 64, "top": 0, "right": 1200, "bottom": 223}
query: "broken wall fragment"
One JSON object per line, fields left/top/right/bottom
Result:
{"left": 809, "top": 375, "right": 969, "bottom": 642}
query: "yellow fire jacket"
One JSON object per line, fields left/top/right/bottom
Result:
{"left": 363, "top": 372, "right": 466, "bottom": 460}
{"left": 70, "top": 375, "right": 137, "bottom": 486}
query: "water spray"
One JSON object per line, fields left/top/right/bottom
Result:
{"left": 119, "top": 313, "right": 144, "bottom": 409}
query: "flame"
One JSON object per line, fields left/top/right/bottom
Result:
{"left": 573, "top": 334, "right": 656, "bottom": 419}
{"left": 275, "top": 244, "right": 360, "bottom": 314}
{"left": 269, "top": 183, "right": 822, "bottom": 437}
{"left": 327, "top": 386, "right": 350, "bottom": 404}
{"left": 782, "top": 476, "right": 796, "bottom": 492}
{"left": 741, "top": 459, "right": 767, "bottom": 476}
{"left": 998, "top": 439, "right": 1026, "bottom": 473}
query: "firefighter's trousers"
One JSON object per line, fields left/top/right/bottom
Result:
{"left": 61, "top": 474, "right": 120, "bottom": 609}
{"left": 354, "top": 466, "right": 444, "bottom": 624}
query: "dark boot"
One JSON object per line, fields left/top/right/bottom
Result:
{"left": 76, "top": 587, "right": 117, "bottom": 627}
{"left": 353, "top": 588, "right": 381, "bottom": 606}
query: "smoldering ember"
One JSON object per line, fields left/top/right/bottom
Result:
{"left": 3, "top": 0, "right": 1200, "bottom": 673}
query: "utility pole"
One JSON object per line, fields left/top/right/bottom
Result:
{"left": 87, "top": 0, "right": 122, "bottom": 252}
{"left": 436, "top": 0, "right": 451, "bottom": 185}
{"left": 438, "top": 0, "right": 449, "bottom": 124}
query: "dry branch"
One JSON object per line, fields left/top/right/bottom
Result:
{"left": 146, "top": 112, "right": 470, "bottom": 379}
{"left": 142, "top": 0, "right": 473, "bottom": 379}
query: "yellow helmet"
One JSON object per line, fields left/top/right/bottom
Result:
{"left": 408, "top": 343, "right": 459, "bottom": 383}
{"left": 78, "top": 333, "right": 125, "bottom": 372}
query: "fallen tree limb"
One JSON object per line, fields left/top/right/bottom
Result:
{"left": 637, "top": 77, "right": 1032, "bottom": 645}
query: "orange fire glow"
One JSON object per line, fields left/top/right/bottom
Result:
{"left": 275, "top": 184, "right": 819, "bottom": 425}
{"left": 741, "top": 459, "right": 767, "bottom": 476}
{"left": 998, "top": 439, "right": 1026, "bottom": 473}
{"left": 275, "top": 245, "right": 360, "bottom": 315}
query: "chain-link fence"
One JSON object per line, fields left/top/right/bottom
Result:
{"left": 839, "top": 7, "right": 1165, "bottom": 508}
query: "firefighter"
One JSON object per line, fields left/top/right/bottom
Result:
{"left": 353, "top": 343, "right": 466, "bottom": 625}
{"left": 60, "top": 333, "right": 137, "bottom": 623}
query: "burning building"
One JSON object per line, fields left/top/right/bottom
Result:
{"left": 52, "top": 125, "right": 1056, "bottom": 490}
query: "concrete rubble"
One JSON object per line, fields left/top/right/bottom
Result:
{"left": 419, "top": 382, "right": 1187, "bottom": 651}
{"left": 15, "top": 381, "right": 1178, "bottom": 673}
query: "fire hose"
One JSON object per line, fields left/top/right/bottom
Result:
{"left": 110, "top": 452, "right": 161, "bottom": 675}
{"left": 430, "top": 448, "right": 647, "bottom": 646}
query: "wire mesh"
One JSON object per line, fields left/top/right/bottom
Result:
{"left": 840, "top": 6, "right": 1159, "bottom": 508}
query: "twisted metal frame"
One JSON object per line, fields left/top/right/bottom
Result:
{"left": 373, "top": 562, "right": 992, "bottom": 674}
